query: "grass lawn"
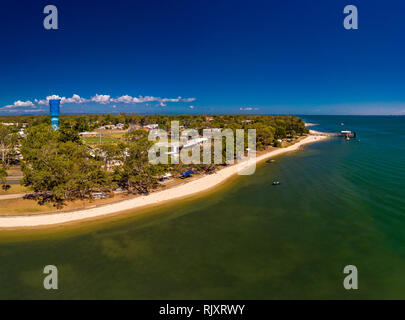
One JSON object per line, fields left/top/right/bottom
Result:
{"left": 6, "top": 166, "right": 22, "bottom": 177}
{"left": 0, "top": 193, "right": 131, "bottom": 215}
{"left": 0, "top": 198, "right": 55, "bottom": 214}
{"left": 0, "top": 184, "right": 30, "bottom": 195}
{"left": 81, "top": 133, "right": 124, "bottom": 145}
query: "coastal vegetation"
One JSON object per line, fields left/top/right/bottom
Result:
{"left": 0, "top": 114, "right": 308, "bottom": 208}
{"left": 20, "top": 124, "right": 114, "bottom": 207}
{"left": 0, "top": 167, "right": 7, "bottom": 189}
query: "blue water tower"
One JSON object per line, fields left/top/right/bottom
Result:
{"left": 49, "top": 99, "right": 61, "bottom": 130}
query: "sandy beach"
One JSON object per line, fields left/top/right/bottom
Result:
{"left": 304, "top": 122, "right": 319, "bottom": 127}
{"left": 0, "top": 133, "right": 328, "bottom": 229}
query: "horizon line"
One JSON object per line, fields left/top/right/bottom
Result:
{"left": 0, "top": 113, "right": 404, "bottom": 117}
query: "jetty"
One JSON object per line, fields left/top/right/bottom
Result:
{"left": 309, "top": 130, "right": 356, "bottom": 138}
{"left": 309, "top": 130, "right": 339, "bottom": 137}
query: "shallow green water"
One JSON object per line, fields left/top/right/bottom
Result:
{"left": 0, "top": 116, "right": 404, "bottom": 299}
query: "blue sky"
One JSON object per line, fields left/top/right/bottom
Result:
{"left": 1, "top": 0, "right": 405, "bottom": 115}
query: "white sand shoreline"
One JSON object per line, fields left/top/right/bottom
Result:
{"left": 0, "top": 133, "right": 328, "bottom": 229}
{"left": 304, "top": 122, "right": 319, "bottom": 127}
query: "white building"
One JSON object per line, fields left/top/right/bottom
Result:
{"left": 79, "top": 132, "right": 99, "bottom": 137}
{"left": 143, "top": 124, "right": 159, "bottom": 130}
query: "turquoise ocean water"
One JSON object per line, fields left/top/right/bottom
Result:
{"left": 0, "top": 115, "right": 404, "bottom": 299}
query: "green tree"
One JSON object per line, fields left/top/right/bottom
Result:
{"left": 0, "top": 167, "right": 7, "bottom": 189}
{"left": 99, "top": 142, "right": 125, "bottom": 170}
{"left": 116, "top": 131, "right": 164, "bottom": 194}
{"left": 0, "top": 124, "right": 19, "bottom": 168}
{"left": 21, "top": 125, "right": 114, "bottom": 207}
{"left": 58, "top": 126, "right": 81, "bottom": 143}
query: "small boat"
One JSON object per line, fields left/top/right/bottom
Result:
{"left": 272, "top": 181, "right": 281, "bottom": 185}
{"left": 266, "top": 159, "right": 275, "bottom": 163}
{"left": 346, "top": 137, "right": 350, "bottom": 141}
{"left": 340, "top": 122, "right": 344, "bottom": 125}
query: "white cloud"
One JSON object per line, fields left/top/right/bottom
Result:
{"left": 35, "top": 94, "right": 88, "bottom": 105}
{"left": 89, "top": 94, "right": 197, "bottom": 105}
{"left": 91, "top": 94, "right": 111, "bottom": 104}
{"left": 161, "top": 96, "right": 181, "bottom": 103}
{"left": 160, "top": 96, "right": 196, "bottom": 103}
{"left": 239, "top": 106, "right": 259, "bottom": 111}
{"left": 189, "top": 105, "right": 194, "bottom": 109}
{"left": 36, "top": 95, "right": 65, "bottom": 106}
{"left": 2, "top": 100, "right": 36, "bottom": 109}
{"left": 1, "top": 93, "right": 197, "bottom": 111}
{"left": 112, "top": 95, "right": 133, "bottom": 104}
{"left": 182, "top": 98, "right": 196, "bottom": 102}
{"left": 47, "top": 94, "right": 63, "bottom": 101}
{"left": 132, "top": 96, "right": 159, "bottom": 103}
{"left": 13, "top": 100, "right": 35, "bottom": 107}
{"left": 37, "top": 99, "right": 49, "bottom": 106}
{"left": 62, "top": 94, "right": 87, "bottom": 104}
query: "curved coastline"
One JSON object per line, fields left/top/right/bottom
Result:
{"left": 0, "top": 133, "right": 328, "bottom": 229}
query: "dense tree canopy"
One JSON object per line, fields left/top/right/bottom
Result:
{"left": 0, "top": 124, "right": 19, "bottom": 168}
{"left": 20, "top": 125, "right": 113, "bottom": 207}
